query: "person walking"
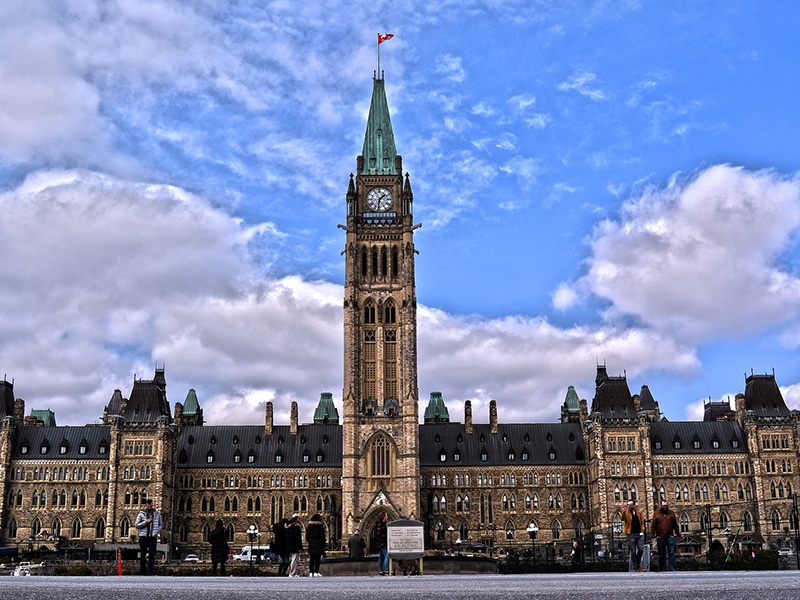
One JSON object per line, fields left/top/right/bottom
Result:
{"left": 651, "top": 500, "right": 681, "bottom": 572}
{"left": 208, "top": 519, "right": 229, "bottom": 576}
{"left": 570, "top": 539, "right": 582, "bottom": 572}
{"left": 272, "top": 517, "right": 289, "bottom": 576}
{"left": 348, "top": 529, "right": 366, "bottom": 558}
{"left": 285, "top": 514, "right": 303, "bottom": 577}
{"left": 375, "top": 512, "right": 389, "bottom": 575}
{"left": 134, "top": 498, "right": 163, "bottom": 575}
{"left": 621, "top": 499, "right": 644, "bottom": 572}
{"left": 306, "top": 513, "right": 326, "bottom": 577}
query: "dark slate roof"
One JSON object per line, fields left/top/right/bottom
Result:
{"left": 124, "top": 369, "right": 171, "bottom": 423}
{"left": 638, "top": 385, "right": 658, "bottom": 410}
{"left": 104, "top": 389, "right": 125, "bottom": 418}
{"left": 176, "top": 425, "right": 342, "bottom": 469}
{"left": 649, "top": 421, "right": 747, "bottom": 455}
{"left": 11, "top": 426, "right": 111, "bottom": 460}
{"left": 0, "top": 378, "right": 14, "bottom": 419}
{"left": 419, "top": 422, "right": 585, "bottom": 467}
{"left": 591, "top": 365, "right": 636, "bottom": 417}
{"left": 744, "top": 373, "right": 791, "bottom": 417}
{"left": 703, "top": 399, "right": 734, "bottom": 422}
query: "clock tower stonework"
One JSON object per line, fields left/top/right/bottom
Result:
{"left": 341, "top": 75, "right": 421, "bottom": 536}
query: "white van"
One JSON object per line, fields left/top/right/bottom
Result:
{"left": 232, "top": 545, "right": 278, "bottom": 563}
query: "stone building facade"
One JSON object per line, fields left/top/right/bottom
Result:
{"left": 1, "top": 76, "right": 799, "bottom": 563}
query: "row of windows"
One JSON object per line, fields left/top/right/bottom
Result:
{"left": 19, "top": 439, "right": 108, "bottom": 456}
{"left": 360, "top": 247, "right": 400, "bottom": 280}
{"left": 762, "top": 434, "right": 791, "bottom": 449}
{"left": 430, "top": 472, "right": 584, "bottom": 488}
{"left": 432, "top": 518, "right": 581, "bottom": 543}
{"left": 122, "top": 466, "right": 151, "bottom": 480}
{"left": 653, "top": 436, "right": 739, "bottom": 450}
{"left": 652, "top": 460, "right": 756, "bottom": 477}
{"left": 607, "top": 436, "right": 637, "bottom": 452}
{"left": 12, "top": 466, "right": 110, "bottom": 482}
{"left": 608, "top": 462, "right": 638, "bottom": 476}
{"left": 763, "top": 459, "right": 793, "bottom": 473}
{"left": 123, "top": 441, "right": 153, "bottom": 455}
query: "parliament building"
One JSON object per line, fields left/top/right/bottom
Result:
{"left": 1, "top": 75, "right": 799, "bottom": 564}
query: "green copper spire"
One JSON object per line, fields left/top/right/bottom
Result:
{"left": 183, "top": 388, "right": 200, "bottom": 415}
{"left": 563, "top": 385, "right": 580, "bottom": 411}
{"left": 361, "top": 77, "right": 397, "bottom": 175}
{"left": 424, "top": 391, "right": 450, "bottom": 423}
{"left": 313, "top": 392, "right": 340, "bottom": 424}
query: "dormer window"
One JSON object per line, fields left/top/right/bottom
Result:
{"left": 206, "top": 451, "right": 215, "bottom": 464}
{"left": 316, "top": 451, "right": 324, "bottom": 463}
{"left": 248, "top": 451, "right": 256, "bottom": 464}
{"left": 439, "top": 448, "right": 447, "bottom": 462}
{"left": 302, "top": 452, "right": 310, "bottom": 464}
{"left": 21, "top": 441, "right": 29, "bottom": 455}
{"left": 453, "top": 450, "right": 461, "bottom": 462}
{"left": 40, "top": 441, "right": 50, "bottom": 455}
{"left": 480, "top": 449, "right": 488, "bottom": 462}
{"left": 99, "top": 441, "right": 108, "bottom": 454}
{"left": 233, "top": 451, "right": 242, "bottom": 464}
{"left": 59, "top": 440, "right": 69, "bottom": 454}
{"left": 275, "top": 452, "right": 283, "bottom": 464}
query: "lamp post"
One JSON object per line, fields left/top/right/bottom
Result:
{"left": 246, "top": 524, "right": 259, "bottom": 576}
{"left": 447, "top": 525, "right": 455, "bottom": 554}
{"left": 526, "top": 523, "right": 538, "bottom": 570}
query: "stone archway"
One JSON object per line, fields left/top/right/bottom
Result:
{"left": 364, "top": 509, "right": 396, "bottom": 555}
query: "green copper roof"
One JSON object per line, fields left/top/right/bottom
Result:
{"left": 31, "top": 409, "right": 57, "bottom": 426}
{"left": 361, "top": 77, "right": 397, "bottom": 175}
{"left": 424, "top": 391, "right": 450, "bottom": 423}
{"left": 183, "top": 388, "right": 200, "bottom": 415}
{"left": 563, "top": 385, "right": 580, "bottom": 411}
{"left": 313, "top": 392, "right": 340, "bottom": 424}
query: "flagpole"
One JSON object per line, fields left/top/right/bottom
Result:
{"left": 377, "top": 33, "right": 381, "bottom": 79}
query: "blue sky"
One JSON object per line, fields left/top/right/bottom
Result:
{"left": 1, "top": 1, "right": 799, "bottom": 426}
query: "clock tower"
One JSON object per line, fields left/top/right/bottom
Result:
{"left": 340, "top": 74, "right": 421, "bottom": 536}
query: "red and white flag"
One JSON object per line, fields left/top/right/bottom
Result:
{"left": 378, "top": 33, "right": 394, "bottom": 44}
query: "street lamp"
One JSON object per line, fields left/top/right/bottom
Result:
{"left": 526, "top": 523, "right": 539, "bottom": 569}
{"left": 447, "top": 525, "right": 455, "bottom": 553}
{"left": 246, "top": 524, "right": 259, "bottom": 576}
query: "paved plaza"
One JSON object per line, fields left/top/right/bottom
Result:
{"left": 3, "top": 572, "right": 800, "bottom": 600}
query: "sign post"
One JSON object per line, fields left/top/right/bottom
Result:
{"left": 386, "top": 519, "right": 425, "bottom": 576}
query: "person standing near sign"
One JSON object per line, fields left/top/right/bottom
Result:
{"left": 135, "top": 498, "right": 163, "bottom": 575}
{"left": 375, "top": 512, "right": 389, "bottom": 575}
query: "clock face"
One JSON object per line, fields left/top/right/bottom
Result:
{"left": 366, "top": 187, "right": 393, "bottom": 212}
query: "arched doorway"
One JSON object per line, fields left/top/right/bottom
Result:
{"left": 365, "top": 510, "right": 395, "bottom": 555}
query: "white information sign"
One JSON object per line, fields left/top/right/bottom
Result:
{"left": 386, "top": 519, "right": 425, "bottom": 559}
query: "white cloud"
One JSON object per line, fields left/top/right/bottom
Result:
{"left": 558, "top": 70, "right": 608, "bottom": 101}
{"left": 435, "top": 54, "right": 466, "bottom": 83}
{"left": 576, "top": 165, "right": 800, "bottom": 344}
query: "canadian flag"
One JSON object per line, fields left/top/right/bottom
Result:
{"left": 378, "top": 33, "right": 394, "bottom": 44}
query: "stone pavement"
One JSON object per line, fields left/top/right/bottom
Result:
{"left": 3, "top": 571, "right": 800, "bottom": 600}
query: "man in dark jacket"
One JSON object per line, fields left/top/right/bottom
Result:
{"left": 285, "top": 514, "right": 303, "bottom": 577}
{"left": 348, "top": 530, "right": 366, "bottom": 558}
{"left": 651, "top": 500, "right": 681, "bottom": 571}
{"left": 272, "top": 518, "right": 289, "bottom": 576}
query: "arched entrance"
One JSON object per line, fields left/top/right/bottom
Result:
{"left": 364, "top": 510, "right": 395, "bottom": 555}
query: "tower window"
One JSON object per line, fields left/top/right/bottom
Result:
{"left": 371, "top": 434, "right": 391, "bottom": 477}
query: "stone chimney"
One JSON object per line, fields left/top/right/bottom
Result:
{"left": 489, "top": 399, "right": 498, "bottom": 434}
{"left": 14, "top": 397, "right": 25, "bottom": 424}
{"left": 735, "top": 392, "right": 746, "bottom": 426}
{"left": 290, "top": 401, "right": 298, "bottom": 436}
{"left": 264, "top": 401, "right": 273, "bottom": 436}
{"left": 464, "top": 400, "right": 473, "bottom": 435}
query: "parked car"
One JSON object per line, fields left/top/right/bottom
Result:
{"left": 184, "top": 554, "right": 200, "bottom": 562}
{"left": 778, "top": 547, "right": 794, "bottom": 556}
{"left": 232, "top": 546, "right": 278, "bottom": 563}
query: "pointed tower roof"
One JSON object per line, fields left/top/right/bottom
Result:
{"left": 183, "top": 388, "right": 200, "bottom": 415}
{"left": 361, "top": 77, "right": 397, "bottom": 175}
{"left": 424, "top": 391, "right": 450, "bottom": 423}
{"left": 0, "top": 377, "right": 14, "bottom": 420}
{"left": 313, "top": 392, "right": 340, "bottom": 424}
{"left": 563, "top": 385, "right": 580, "bottom": 412}
{"left": 744, "top": 372, "right": 791, "bottom": 417}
